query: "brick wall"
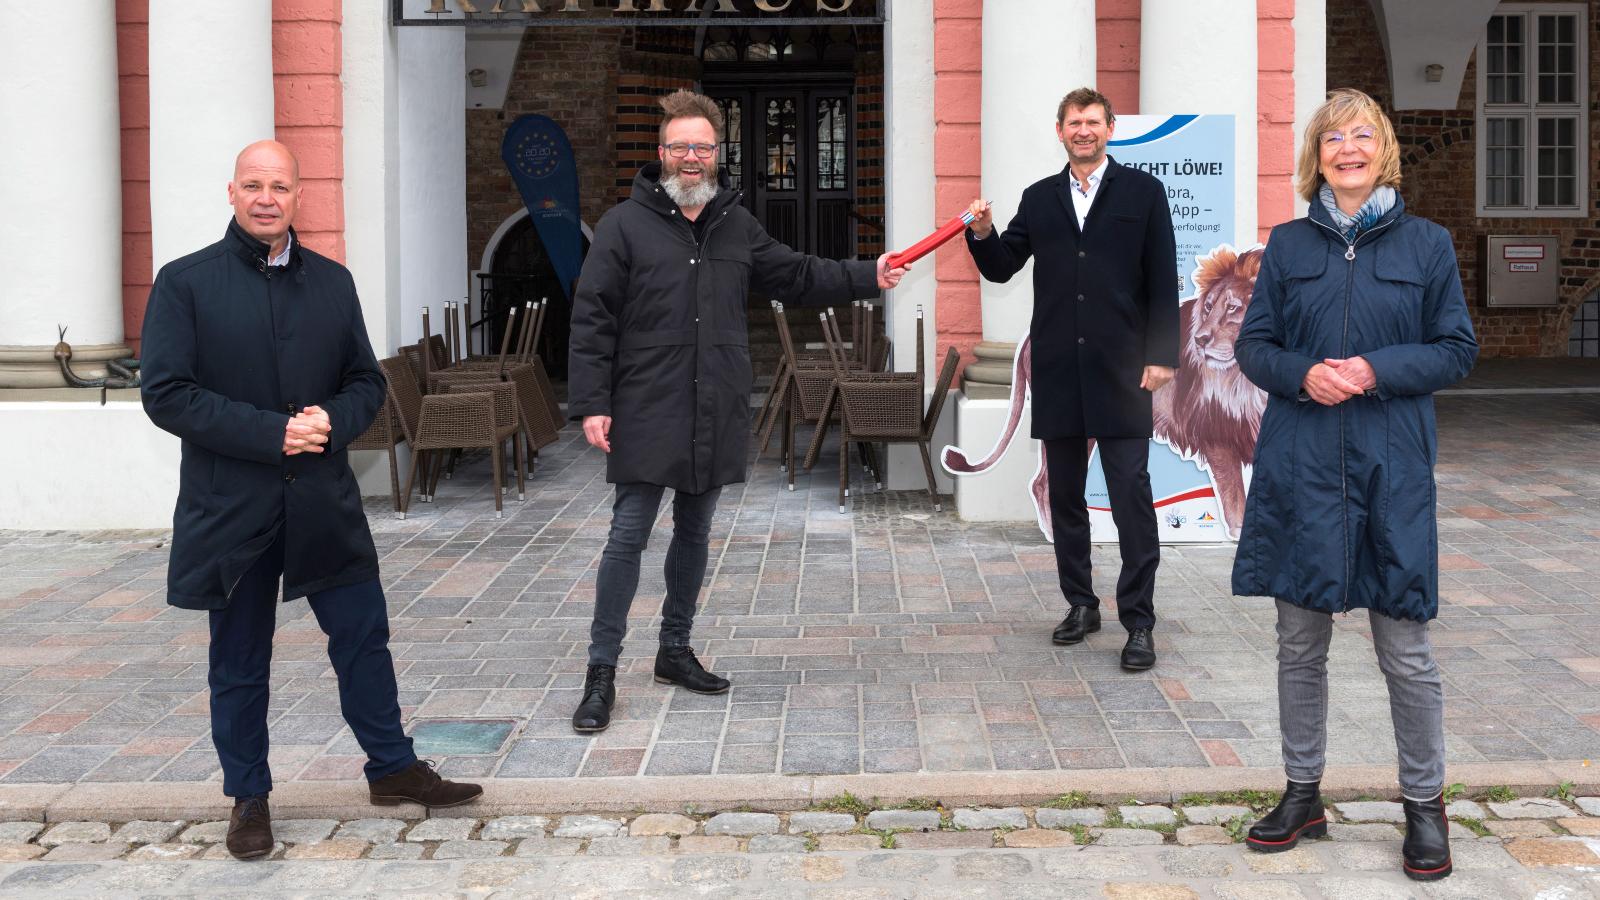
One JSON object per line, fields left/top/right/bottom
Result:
{"left": 273, "top": 0, "right": 344, "bottom": 263}
{"left": 466, "top": 28, "right": 623, "bottom": 270}
{"left": 1327, "top": 0, "right": 1600, "bottom": 357}
{"left": 855, "top": 27, "right": 886, "bottom": 261}
{"left": 932, "top": 0, "right": 983, "bottom": 371}
{"left": 117, "top": 0, "right": 151, "bottom": 356}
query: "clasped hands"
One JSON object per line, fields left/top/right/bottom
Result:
{"left": 1303, "top": 357, "right": 1376, "bottom": 406}
{"left": 283, "top": 405, "right": 331, "bottom": 455}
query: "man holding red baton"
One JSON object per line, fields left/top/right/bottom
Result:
{"left": 963, "top": 87, "right": 1179, "bottom": 672}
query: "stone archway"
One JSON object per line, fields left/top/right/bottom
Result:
{"left": 472, "top": 208, "right": 592, "bottom": 379}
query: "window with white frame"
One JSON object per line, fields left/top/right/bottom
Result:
{"left": 1476, "top": 4, "right": 1589, "bottom": 216}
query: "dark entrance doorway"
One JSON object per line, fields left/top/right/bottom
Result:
{"left": 480, "top": 215, "right": 586, "bottom": 380}
{"left": 707, "top": 82, "right": 855, "bottom": 260}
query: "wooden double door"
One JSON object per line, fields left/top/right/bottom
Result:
{"left": 706, "top": 81, "right": 855, "bottom": 261}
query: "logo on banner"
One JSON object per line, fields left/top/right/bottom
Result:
{"left": 512, "top": 132, "right": 562, "bottom": 179}
{"left": 502, "top": 115, "right": 584, "bottom": 300}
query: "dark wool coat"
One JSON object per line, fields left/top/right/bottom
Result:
{"left": 141, "top": 220, "right": 384, "bottom": 610}
{"left": 567, "top": 163, "right": 879, "bottom": 494}
{"left": 965, "top": 157, "right": 1179, "bottom": 439}
{"left": 1231, "top": 195, "right": 1478, "bottom": 621}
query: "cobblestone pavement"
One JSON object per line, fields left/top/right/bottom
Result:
{"left": 1, "top": 794, "right": 1599, "bottom": 898}
{"left": 0, "top": 395, "right": 1595, "bottom": 788}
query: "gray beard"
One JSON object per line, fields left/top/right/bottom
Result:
{"left": 662, "top": 172, "right": 719, "bottom": 210}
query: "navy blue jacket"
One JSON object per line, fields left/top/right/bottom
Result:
{"left": 1231, "top": 195, "right": 1478, "bottom": 621}
{"left": 141, "top": 221, "right": 384, "bottom": 609}
{"left": 965, "top": 157, "right": 1179, "bottom": 439}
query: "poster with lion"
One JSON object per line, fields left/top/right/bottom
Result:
{"left": 942, "top": 115, "right": 1266, "bottom": 542}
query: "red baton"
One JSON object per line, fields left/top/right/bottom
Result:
{"left": 884, "top": 210, "right": 978, "bottom": 270}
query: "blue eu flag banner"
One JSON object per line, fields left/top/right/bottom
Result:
{"left": 501, "top": 115, "right": 583, "bottom": 300}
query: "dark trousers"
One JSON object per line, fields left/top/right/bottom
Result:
{"left": 1044, "top": 437, "right": 1160, "bottom": 631}
{"left": 208, "top": 532, "right": 416, "bottom": 798}
{"left": 587, "top": 482, "right": 722, "bottom": 667}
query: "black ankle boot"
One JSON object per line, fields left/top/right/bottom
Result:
{"left": 654, "top": 645, "right": 730, "bottom": 695}
{"left": 571, "top": 664, "right": 616, "bottom": 733}
{"left": 1246, "top": 780, "right": 1327, "bottom": 852}
{"left": 1401, "top": 793, "right": 1452, "bottom": 881}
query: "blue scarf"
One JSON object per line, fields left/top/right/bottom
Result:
{"left": 1319, "top": 183, "right": 1395, "bottom": 242}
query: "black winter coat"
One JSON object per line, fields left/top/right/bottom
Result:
{"left": 966, "top": 157, "right": 1179, "bottom": 439}
{"left": 568, "top": 164, "right": 879, "bottom": 494}
{"left": 1231, "top": 196, "right": 1477, "bottom": 621}
{"left": 141, "top": 221, "right": 384, "bottom": 610}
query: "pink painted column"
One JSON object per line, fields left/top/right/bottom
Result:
{"left": 1097, "top": 0, "right": 1141, "bottom": 114}
{"left": 274, "top": 0, "right": 345, "bottom": 262}
{"left": 1258, "top": 0, "right": 1297, "bottom": 239}
{"left": 932, "top": 0, "right": 983, "bottom": 374}
{"left": 118, "top": 0, "right": 151, "bottom": 356}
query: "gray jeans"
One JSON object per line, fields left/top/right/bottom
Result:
{"left": 587, "top": 482, "right": 721, "bottom": 667}
{"left": 1275, "top": 599, "right": 1446, "bottom": 798}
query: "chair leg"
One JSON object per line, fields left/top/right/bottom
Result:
{"left": 757, "top": 369, "right": 788, "bottom": 456}
{"left": 513, "top": 433, "right": 526, "bottom": 501}
{"left": 784, "top": 391, "right": 796, "bottom": 490}
{"left": 491, "top": 443, "right": 504, "bottom": 518}
{"left": 385, "top": 441, "right": 401, "bottom": 513}
{"left": 918, "top": 441, "right": 943, "bottom": 513}
{"left": 399, "top": 446, "right": 422, "bottom": 519}
{"left": 444, "top": 447, "right": 459, "bottom": 480}
{"left": 426, "top": 450, "right": 445, "bottom": 501}
{"left": 802, "top": 387, "right": 836, "bottom": 472}
{"left": 838, "top": 428, "right": 849, "bottom": 513}
{"left": 754, "top": 360, "right": 785, "bottom": 437}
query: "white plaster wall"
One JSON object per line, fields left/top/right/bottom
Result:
{"left": 1369, "top": 0, "right": 1502, "bottom": 110}
{"left": 1140, "top": 0, "right": 1258, "bottom": 249}
{"left": 882, "top": 0, "right": 949, "bottom": 493}
{"left": 951, "top": 397, "right": 1039, "bottom": 522}
{"left": 1292, "top": 0, "right": 1326, "bottom": 219}
{"left": 343, "top": 0, "right": 411, "bottom": 497}
{"left": 979, "top": 0, "right": 1095, "bottom": 344}
{"left": 148, "top": 0, "right": 275, "bottom": 272}
{"left": 0, "top": 404, "right": 180, "bottom": 530}
{"left": 397, "top": 29, "right": 470, "bottom": 349}
{"left": 0, "top": 2, "right": 123, "bottom": 348}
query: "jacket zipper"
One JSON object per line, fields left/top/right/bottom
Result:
{"left": 1311, "top": 215, "right": 1397, "bottom": 614}
{"left": 682, "top": 195, "right": 735, "bottom": 495}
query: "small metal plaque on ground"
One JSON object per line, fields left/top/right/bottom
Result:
{"left": 409, "top": 719, "right": 517, "bottom": 756}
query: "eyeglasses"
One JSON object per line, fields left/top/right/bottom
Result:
{"left": 1320, "top": 127, "right": 1377, "bottom": 148}
{"left": 663, "top": 142, "right": 718, "bottom": 159}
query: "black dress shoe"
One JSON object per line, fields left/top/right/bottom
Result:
{"left": 1120, "top": 627, "right": 1156, "bottom": 670}
{"left": 1247, "top": 780, "right": 1327, "bottom": 852}
{"left": 654, "top": 645, "right": 730, "bottom": 695}
{"left": 571, "top": 663, "right": 616, "bottom": 733}
{"left": 1401, "top": 793, "right": 1452, "bottom": 881}
{"left": 369, "top": 759, "right": 483, "bottom": 808}
{"left": 226, "top": 795, "right": 274, "bottom": 860}
{"left": 1052, "top": 606, "right": 1101, "bottom": 645}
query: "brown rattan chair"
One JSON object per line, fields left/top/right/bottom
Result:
{"left": 348, "top": 393, "right": 405, "bottom": 513}
{"left": 378, "top": 355, "right": 523, "bottom": 519}
{"left": 806, "top": 305, "right": 959, "bottom": 513}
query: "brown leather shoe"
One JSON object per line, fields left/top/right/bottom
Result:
{"left": 369, "top": 760, "right": 483, "bottom": 808}
{"left": 226, "top": 795, "right": 274, "bottom": 860}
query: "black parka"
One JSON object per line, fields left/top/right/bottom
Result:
{"left": 568, "top": 164, "right": 879, "bottom": 493}
{"left": 965, "top": 158, "right": 1179, "bottom": 439}
{"left": 141, "top": 220, "right": 384, "bottom": 609}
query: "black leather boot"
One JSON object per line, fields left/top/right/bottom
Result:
{"left": 1401, "top": 793, "right": 1452, "bottom": 881}
{"left": 1246, "top": 780, "right": 1327, "bottom": 852}
{"left": 571, "top": 664, "right": 616, "bottom": 733}
{"left": 654, "top": 645, "right": 730, "bottom": 695}
{"left": 1052, "top": 606, "right": 1101, "bottom": 645}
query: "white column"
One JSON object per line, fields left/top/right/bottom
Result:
{"left": 0, "top": 0, "right": 126, "bottom": 386}
{"left": 1141, "top": 0, "right": 1258, "bottom": 249}
{"left": 1293, "top": 0, "right": 1327, "bottom": 219}
{"left": 149, "top": 0, "right": 276, "bottom": 271}
{"left": 980, "top": 0, "right": 1096, "bottom": 343}
{"left": 396, "top": 28, "right": 468, "bottom": 348}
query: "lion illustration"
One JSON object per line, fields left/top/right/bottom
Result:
{"left": 1151, "top": 245, "right": 1267, "bottom": 537}
{"left": 943, "top": 243, "right": 1267, "bottom": 542}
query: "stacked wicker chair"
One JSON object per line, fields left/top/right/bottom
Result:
{"left": 377, "top": 354, "right": 524, "bottom": 519}
{"left": 805, "top": 305, "right": 960, "bottom": 513}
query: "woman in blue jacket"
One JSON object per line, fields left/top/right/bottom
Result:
{"left": 1232, "top": 89, "right": 1477, "bottom": 882}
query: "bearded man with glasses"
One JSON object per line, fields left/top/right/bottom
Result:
{"left": 566, "top": 89, "right": 908, "bottom": 733}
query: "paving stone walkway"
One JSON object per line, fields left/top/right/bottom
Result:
{"left": 0, "top": 395, "right": 1596, "bottom": 789}
{"left": 2, "top": 793, "right": 1600, "bottom": 898}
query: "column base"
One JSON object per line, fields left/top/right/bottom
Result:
{"left": 0, "top": 343, "right": 135, "bottom": 389}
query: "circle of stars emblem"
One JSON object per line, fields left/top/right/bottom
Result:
{"left": 516, "top": 131, "right": 560, "bottom": 178}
